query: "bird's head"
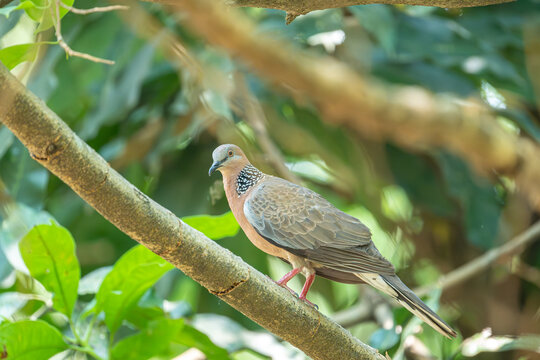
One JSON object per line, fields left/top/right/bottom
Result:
{"left": 208, "top": 144, "right": 249, "bottom": 176}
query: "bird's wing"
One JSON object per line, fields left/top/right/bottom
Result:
{"left": 244, "top": 177, "right": 395, "bottom": 275}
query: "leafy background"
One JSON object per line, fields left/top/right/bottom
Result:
{"left": 0, "top": 0, "right": 539, "bottom": 359}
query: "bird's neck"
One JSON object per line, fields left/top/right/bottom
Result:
{"left": 235, "top": 164, "right": 264, "bottom": 196}
{"left": 223, "top": 163, "right": 264, "bottom": 198}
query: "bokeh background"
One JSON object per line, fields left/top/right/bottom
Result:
{"left": 1, "top": 0, "right": 539, "bottom": 359}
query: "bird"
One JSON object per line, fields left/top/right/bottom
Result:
{"left": 209, "top": 144, "right": 457, "bottom": 338}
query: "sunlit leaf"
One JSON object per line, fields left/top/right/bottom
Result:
{"left": 175, "top": 323, "right": 231, "bottom": 360}
{"left": 24, "top": 0, "right": 74, "bottom": 33}
{"left": 95, "top": 245, "right": 173, "bottom": 335}
{"left": 0, "top": 1, "right": 35, "bottom": 18}
{"left": 182, "top": 212, "right": 240, "bottom": 240}
{"left": 111, "top": 318, "right": 184, "bottom": 360}
{"left": 19, "top": 223, "right": 80, "bottom": 317}
{"left": 0, "top": 43, "right": 41, "bottom": 70}
{"left": 0, "top": 320, "right": 68, "bottom": 360}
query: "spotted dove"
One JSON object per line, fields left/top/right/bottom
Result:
{"left": 209, "top": 144, "right": 457, "bottom": 338}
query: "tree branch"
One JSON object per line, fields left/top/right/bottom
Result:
{"left": 159, "top": 0, "right": 540, "bottom": 213}
{"left": 148, "top": 0, "right": 514, "bottom": 18}
{"left": 0, "top": 64, "right": 384, "bottom": 360}
{"left": 414, "top": 220, "right": 540, "bottom": 297}
{"left": 0, "top": 0, "right": 13, "bottom": 9}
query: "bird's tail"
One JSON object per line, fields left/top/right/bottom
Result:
{"left": 356, "top": 273, "right": 457, "bottom": 338}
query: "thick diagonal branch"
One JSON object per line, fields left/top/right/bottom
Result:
{"left": 0, "top": 64, "right": 384, "bottom": 360}
{"left": 149, "top": 0, "right": 514, "bottom": 18}
{"left": 161, "top": 0, "right": 540, "bottom": 212}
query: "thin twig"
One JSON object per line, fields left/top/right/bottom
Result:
{"left": 415, "top": 221, "right": 540, "bottom": 297}
{"left": 59, "top": 3, "right": 128, "bottom": 15}
{"left": 53, "top": 0, "right": 115, "bottom": 65}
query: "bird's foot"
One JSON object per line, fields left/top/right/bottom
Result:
{"left": 299, "top": 296, "right": 318, "bottom": 310}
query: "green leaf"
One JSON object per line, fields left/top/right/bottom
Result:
{"left": 182, "top": 212, "right": 239, "bottom": 240}
{"left": 78, "top": 266, "right": 112, "bottom": 295}
{"left": 111, "top": 318, "right": 184, "bottom": 360}
{"left": 0, "top": 320, "right": 68, "bottom": 360}
{"left": 0, "top": 43, "right": 40, "bottom": 70}
{"left": 175, "top": 324, "right": 231, "bottom": 360}
{"left": 19, "top": 223, "right": 80, "bottom": 317}
{"left": 461, "top": 329, "right": 540, "bottom": 356}
{"left": 95, "top": 245, "right": 173, "bottom": 335}
{"left": 24, "top": 0, "right": 74, "bottom": 33}
{"left": 0, "top": 1, "right": 36, "bottom": 18}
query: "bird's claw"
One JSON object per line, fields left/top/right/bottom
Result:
{"left": 299, "top": 297, "right": 318, "bottom": 310}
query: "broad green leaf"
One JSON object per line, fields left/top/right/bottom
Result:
{"left": 125, "top": 305, "right": 166, "bottom": 329}
{"left": 111, "top": 318, "right": 184, "bottom": 360}
{"left": 0, "top": 320, "right": 68, "bottom": 360}
{"left": 0, "top": 1, "right": 35, "bottom": 18}
{"left": 95, "top": 245, "right": 173, "bottom": 335}
{"left": 0, "top": 43, "right": 40, "bottom": 70}
{"left": 461, "top": 329, "right": 540, "bottom": 356}
{"left": 175, "top": 324, "right": 231, "bottom": 360}
{"left": 19, "top": 223, "right": 80, "bottom": 317}
{"left": 78, "top": 266, "right": 112, "bottom": 295}
{"left": 24, "top": 0, "right": 74, "bottom": 33}
{"left": 182, "top": 212, "right": 239, "bottom": 240}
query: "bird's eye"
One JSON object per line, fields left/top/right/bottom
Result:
{"left": 228, "top": 150, "right": 233, "bottom": 157}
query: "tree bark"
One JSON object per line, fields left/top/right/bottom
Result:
{"left": 0, "top": 63, "right": 385, "bottom": 360}
{"left": 149, "top": 0, "right": 514, "bottom": 17}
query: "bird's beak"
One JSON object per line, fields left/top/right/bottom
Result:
{"left": 208, "top": 160, "right": 223, "bottom": 176}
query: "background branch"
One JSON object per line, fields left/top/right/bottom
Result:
{"left": 160, "top": 0, "right": 540, "bottom": 213}
{"left": 415, "top": 220, "right": 540, "bottom": 297}
{"left": 0, "top": 64, "right": 385, "bottom": 360}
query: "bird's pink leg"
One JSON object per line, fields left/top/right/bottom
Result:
{"left": 275, "top": 268, "right": 301, "bottom": 296}
{"left": 299, "top": 273, "right": 317, "bottom": 308}
{"left": 277, "top": 268, "right": 301, "bottom": 285}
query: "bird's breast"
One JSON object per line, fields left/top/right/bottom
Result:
{"left": 224, "top": 179, "right": 288, "bottom": 258}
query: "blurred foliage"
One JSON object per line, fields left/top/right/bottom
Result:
{"left": 1, "top": 0, "right": 539, "bottom": 359}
